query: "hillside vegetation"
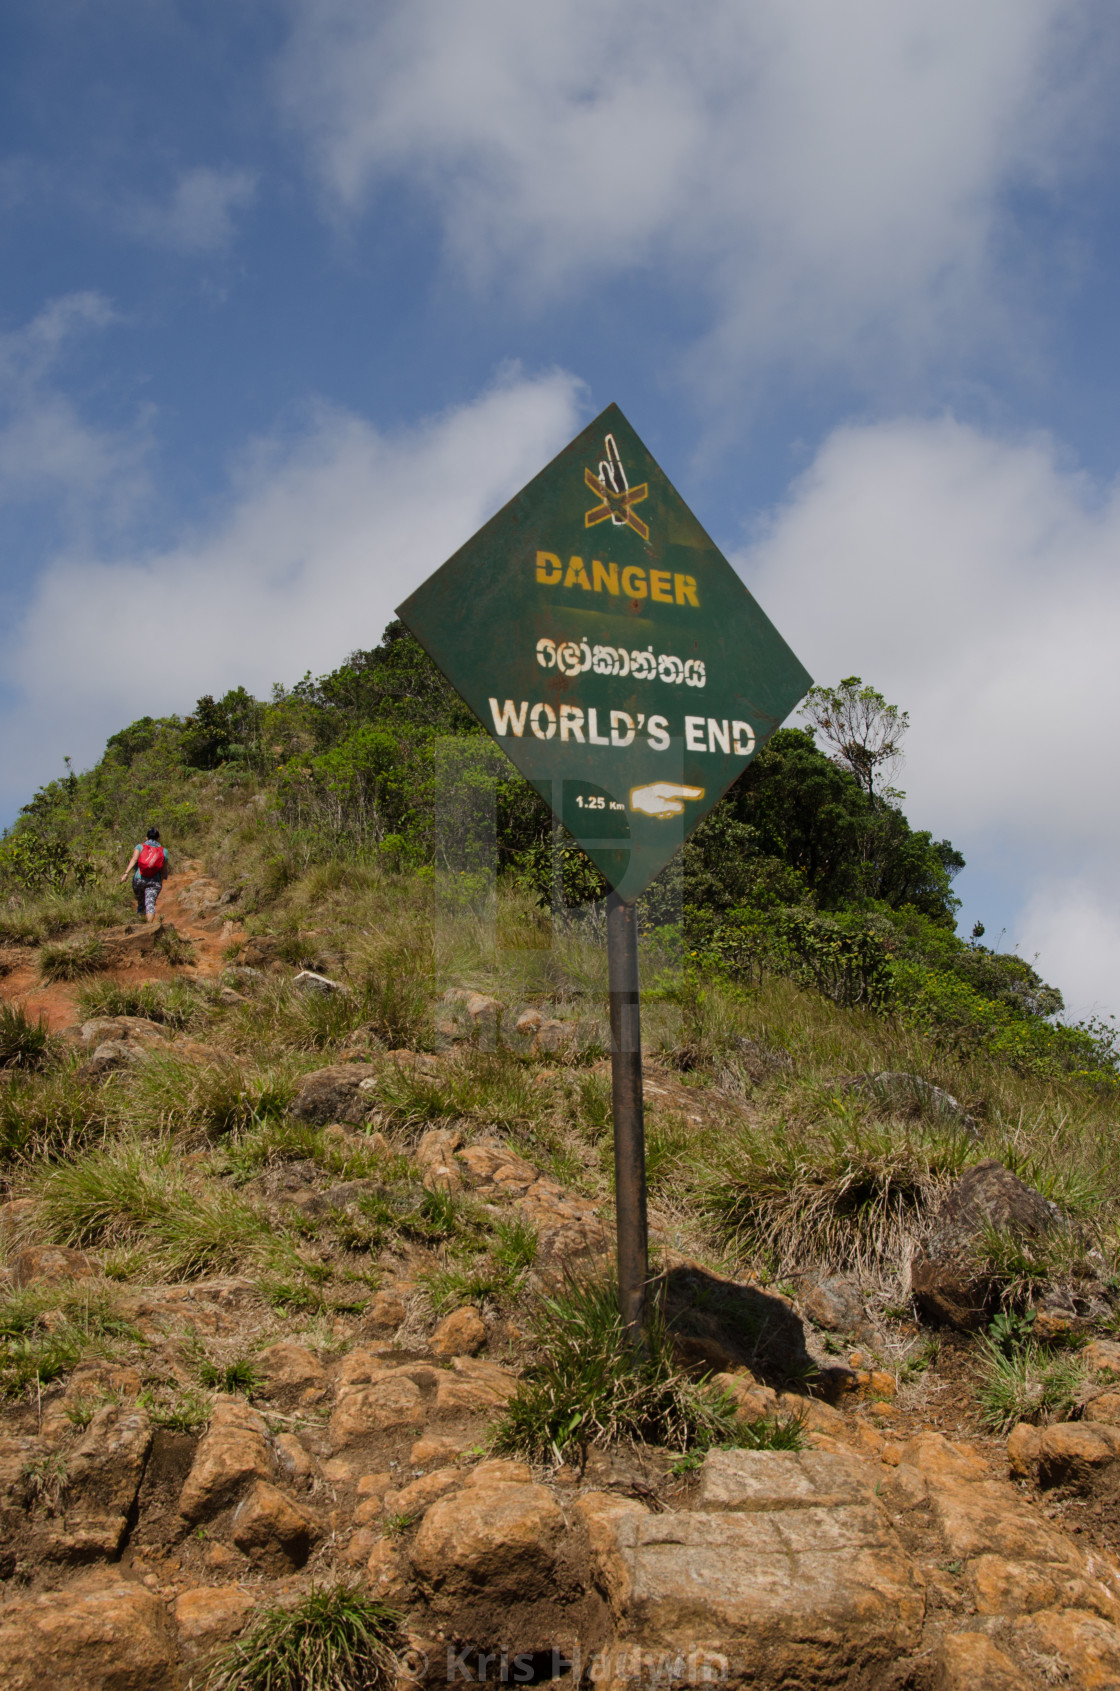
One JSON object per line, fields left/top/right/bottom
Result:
{"left": 2, "top": 628, "right": 1120, "bottom": 1689}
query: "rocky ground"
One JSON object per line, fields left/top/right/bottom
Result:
{"left": 2, "top": 868, "right": 1120, "bottom": 1688}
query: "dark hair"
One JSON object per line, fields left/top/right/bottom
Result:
{"left": 146, "top": 827, "right": 160, "bottom": 841}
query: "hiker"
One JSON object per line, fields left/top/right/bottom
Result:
{"left": 120, "top": 827, "right": 170, "bottom": 923}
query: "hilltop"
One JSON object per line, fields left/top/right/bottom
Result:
{"left": 1, "top": 631, "right": 1120, "bottom": 1688}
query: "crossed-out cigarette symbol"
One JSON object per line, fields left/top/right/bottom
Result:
{"left": 585, "top": 434, "right": 649, "bottom": 542}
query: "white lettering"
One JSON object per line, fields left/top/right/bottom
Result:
{"left": 587, "top": 708, "right": 610, "bottom": 746}
{"left": 708, "top": 718, "right": 730, "bottom": 754}
{"left": 732, "top": 720, "right": 756, "bottom": 756}
{"left": 684, "top": 715, "right": 706, "bottom": 751}
{"left": 610, "top": 710, "right": 635, "bottom": 747}
{"left": 489, "top": 698, "right": 528, "bottom": 737}
{"left": 647, "top": 715, "right": 670, "bottom": 751}
{"left": 560, "top": 704, "right": 585, "bottom": 743}
{"left": 529, "top": 702, "right": 556, "bottom": 740}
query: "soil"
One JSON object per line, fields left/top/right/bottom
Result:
{"left": 0, "top": 865, "right": 242, "bottom": 1031}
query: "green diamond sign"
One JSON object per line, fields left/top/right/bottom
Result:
{"left": 398, "top": 403, "right": 811, "bottom": 900}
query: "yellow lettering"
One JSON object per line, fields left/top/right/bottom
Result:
{"left": 536, "top": 551, "right": 562, "bottom": 584}
{"left": 564, "top": 555, "right": 592, "bottom": 590}
{"left": 621, "top": 565, "right": 647, "bottom": 599}
{"left": 592, "top": 558, "right": 619, "bottom": 595}
{"left": 674, "top": 572, "right": 699, "bottom": 606}
{"left": 649, "top": 568, "right": 673, "bottom": 603}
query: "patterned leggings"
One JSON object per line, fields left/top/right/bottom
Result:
{"left": 136, "top": 877, "right": 162, "bottom": 917}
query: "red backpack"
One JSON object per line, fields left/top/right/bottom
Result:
{"left": 137, "top": 842, "right": 165, "bottom": 875}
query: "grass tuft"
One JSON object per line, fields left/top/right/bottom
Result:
{"left": 201, "top": 1582, "right": 402, "bottom": 1691}
{"left": 493, "top": 1272, "right": 784, "bottom": 1463}
{"left": 31, "top": 1138, "right": 287, "bottom": 1278}
{"left": 973, "top": 1336, "right": 1086, "bottom": 1432}
{"left": 0, "top": 1002, "right": 53, "bottom": 1071}
{"left": 38, "top": 934, "right": 109, "bottom": 981}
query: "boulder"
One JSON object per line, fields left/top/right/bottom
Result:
{"left": 409, "top": 1480, "right": 566, "bottom": 1599}
{"left": 430, "top": 1305, "right": 486, "bottom": 1358}
{"left": 289, "top": 1063, "right": 380, "bottom": 1125}
{"left": 531, "top": 1019, "right": 573, "bottom": 1056}
{"left": 911, "top": 1160, "right": 1063, "bottom": 1329}
{"left": 0, "top": 1580, "right": 176, "bottom": 1690}
{"left": 178, "top": 1397, "right": 274, "bottom": 1521}
{"left": 583, "top": 1447, "right": 923, "bottom": 1681}
{"left": 1015, "top": 1608, "right": 1120, "bottom": 1685}
{"left": 416, "top": 1128, "right": 464, "bottom": 1191}
{"left": 231, "top": 1479, "right": 324, "bottom": 1570}
{"left": 174, "top": 1587, "right": 257, "bottom": 1659}
{"left": 38, "top": 1402, "right": 152, "bottom": 1561}
{"left": 367, "top": 1536, "right": 414, "bottom": 1604}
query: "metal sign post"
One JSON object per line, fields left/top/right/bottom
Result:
{"left": 606, "top": 890, "right": 648, "bottom": 1334}
{"left": 398, "top": 403, "right": 810, "bottom": 1336}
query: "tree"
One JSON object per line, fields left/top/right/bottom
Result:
{"left": 801, "top": 677, "right": 909, "bottom": 799}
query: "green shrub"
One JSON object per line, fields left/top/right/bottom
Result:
{"left": 0, "top": 1003, "right": 52, "bottom": 1071}
{"left": 202, "top": 1583, "right": 402, "bottom": 1691}
{"left": 198, "top": 1356, "right": 260, "bottom": 1396}
{"left": 493, "top": 1273, "right": 765, "bottom": 1463}
{"left": 75, "top": 978, "right": 201, "bottom": 1028}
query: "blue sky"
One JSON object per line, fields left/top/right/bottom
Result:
{"left": 2, "top": 1, "right": 1120, "bottom": 1017}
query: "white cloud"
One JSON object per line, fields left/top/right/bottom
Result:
{"left": 276, "top": 0, "right": 1107, "bottom": 383}
{"left": 0, "top": 368, "right": 584, "bottom": 815}
{"left": 123, "top": 166, "right": 257, "bottom": 253}
{"left": 0, "top": 295, "right": 149, "bottom": 520}
{"left": 741, "top": 414, "right": 1120, "bottom": 1016}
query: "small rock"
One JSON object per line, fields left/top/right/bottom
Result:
{"left": 415, "top": 1128, "right": 463, "bottom": 1192}
{"left": 11, "top": 1246, "right": 92, "bottom": 1289}
{"left": 273, "top": 1433, "right": 318, "bottom": 1489}
{"left": 531, "top": 1019, "right": 572, "bottom": 1056}
{"left": 293, "top": 970, "right": 349, "bottom": 995}
{"left": 466, "top": 1459, "right": 533, "bottom": 1486}
{"left": 411, "top": 1435, "right": 465, "bottom": 1466}
{"left": 321, "top": 1457, "right": 354, "bottom": 1484}
{"left": 203, "top": 1542, "right": 244, "bottom": 1571}
{"left": 231, "top": 1480, "right": 323, "bottom": 1570}
{"left": 710, "top": 1371, "right": 779, "bottom": 1421}
{"left": 430, "top": 1305, "right": 486, "bottom": 1358}
{"left": 387, "top": 1467, "right": 460, "bottom": 1517}
{"left": 931, "top": 1631, "right": 1021, "bottom": 1690}
{"left": 257, "top": 1342, "right": 327, "bottom": 1391}
{"left": 795, "top": 1275, "right": 864, "bottom": 1333}
{"left": 330, "top": 1374, "right": 427, "bottom": 1445}
{"left": 1085, "top": 1392, "right": 1120, "bottom": 1426}
{"left": 367, "top": 1536, "right": 414, "bottom": 1603}
{"left": 289, "top": 1063, "right": 380, "bottom": 1125}
{"left": 179, "top": 1397, "right": 274, "bottom": 1521}
{"left": 1084, "top": 1339, "right": 1120, "bottom": 1377}
{"left": 1037, "top": 1422, "right": 1120, "bottom": 1489}
{"left": 514, "top": 1008, "right": 544, "bottom": 1036}
{"left": 1007, "top": 1422, "right": 1042, "bottom": 1478}
{"left": 357, "top": 1471, "right": 393, "bottom": 1498}
{"left": 39, "top": 1403, "right": 152, "bottom": 1561}
{"left": 360, "top": 1292, "right": 407, "bottom": 1333}
{"left": 345, "top": 1526, "right": 382, "bottom": 1565}
{"left": 174, "top": 1587, "right": 257, "bottom": 1658}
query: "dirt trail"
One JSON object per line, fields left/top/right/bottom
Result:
{"left": 0, "top": 864, "right": 242, "bottom": 1031}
